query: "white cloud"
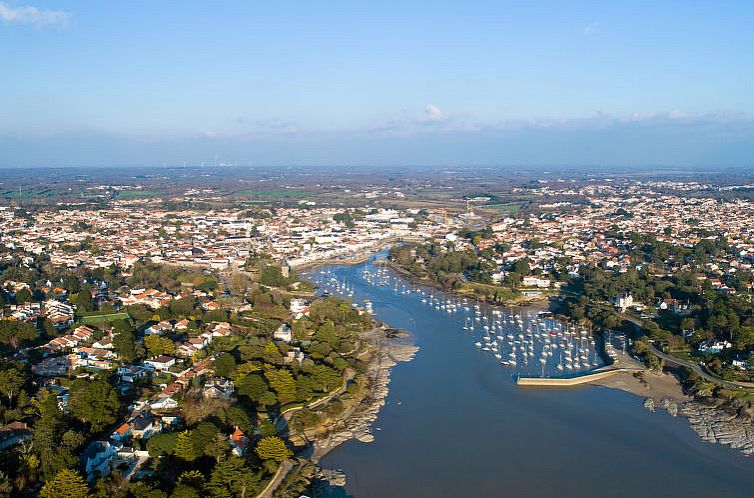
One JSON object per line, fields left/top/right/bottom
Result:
{"left": 583, "top": 21, "right": 599, "bottom": 36}
{"left": 0, "top": 2, "right": 70, "bottom": 28}
{"left": 424, "top": 104, "right": 444, "bottom": 121}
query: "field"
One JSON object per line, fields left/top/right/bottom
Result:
{"left": 79, "top": 312, "right": 131, "bottom": 324}
{"left": 231, "top": 189, "right": 311, "bottom": 200}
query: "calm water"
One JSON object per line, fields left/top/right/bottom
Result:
{"left": 303, "top": 254, "right": 754, "bottom": 498}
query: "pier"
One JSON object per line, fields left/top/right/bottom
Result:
{"left": 516, "top": 367, "right": 644, "bottom": 386}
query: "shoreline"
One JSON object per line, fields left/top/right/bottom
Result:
{"left": 383, "top": 258, "right": 550, "bottom": 309}
{"left": 297, "top": 249, "right": 754, "bottom": 470}
{"left": 589, "top": 367, "right": 754, "bottom": 456}
{"left": 308, "top": 325, "right": 418, "bottom": 463}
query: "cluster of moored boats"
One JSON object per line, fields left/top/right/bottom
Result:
{"left": 312, "top": 263, "right": 602, "bottom": 376}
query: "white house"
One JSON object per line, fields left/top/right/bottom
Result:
{"left": 698, "top": 340, "right": 732, "bottom": 354}
{"left": 81, "top": 440, "right": 116, "bottom": 481}
{"left": 614, "top": 292, "right": 634, "bottom": 312}
{"left": 144, "top": 356, "right": 176, "bottom": 370}
{"left": 274, "top": 323, "right": 292, "bottom": 342}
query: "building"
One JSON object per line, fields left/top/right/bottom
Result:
{"left": 614, "top": 292, "right": 634, "bottom": 312}
{"left": 229, "top": 427, "right": 250, "bottom": 456}
{"left": 274, "top": 323, "right": 292, "bottom": 342}
{"left": 81, "top": 440, "right": 116, "bottom": 481}
{"left": 144, "top": 355, "right": 176, "bottom": 370}
{"left": 0, "top": 422, "right": 32, "bottom": 450}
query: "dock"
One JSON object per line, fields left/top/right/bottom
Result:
{"left": 516, "top": 367, "right": 644, "bottom": 387}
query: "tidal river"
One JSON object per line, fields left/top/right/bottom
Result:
{"left": 303, "top": 253, "right": 754, "bottom": 498}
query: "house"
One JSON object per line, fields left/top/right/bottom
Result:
{"left": 698, "top": 340, "right": 732, "bottom": 354}
{"left": 274, "top": 323, "right": 292, "bottom": 342}
{"left": 150, "top": 396, "right": 178, "bottom": 411}
{"left": 175, "top": 319, "right": 190, "bottom": 330}
{"left": 92, "top": 336, "right": 114, "bottom": 349}
{"left": 0, "top": 422, "right": 32, "bottom": 450}
{"left": 614, "top": 292, "right": 634, "bottom": 312}
{"left": 144, "top": 355, "right": 176, "bottom": 370}
{"left": 112, "top": 423, "right": 132, "bottom": 441}
{"left": 177, "top": 343, "right": 198, "bottom": 357}
{"left": 285, "top": 348, "right": 306, "bottom": 365}
{"left": 131, "top": 415, "right": 159, "bottom": 438}
{"left": 187, "top": 337, "right": 207, "bottom": 350}
{"left": 732, "top": 357, "right": 751, "bottom": 370}
{"left": 81, "top": 440, "right": 116, "bottom": 481}
{"left": 522, "top": 276, "right": 551, "bottom": 288}
{"left": 289, "top": 298, "right": 309, "bottom": 317}
{"left": 229, "top": 427, "right": 250, "bottom": 457}
{"left": 118, "top": 365, "right": 153, "bottom": 383}
{"left": 211, "top": 323, "right": 232, "bottom": 338}
{"left": 203, "top": 377, "right": 235, "bottom": 399}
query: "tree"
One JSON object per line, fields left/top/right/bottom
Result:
{"left": 237, "top": 374, "right": 268, "bottom": 402}
{"left": 214, "top": 353, "right": 237, "bottom": 378}
{"left": 0, "top": 368, "right": 25, "bottom": 407}
{"left": 40, "top": 468, "right": 90, "bottom": 498}
{"left": 68, "top": 377, "right": 121, "bottom": 432}
{"left": 262, "top": 341, "right": 283, "bottom": 363}
{"left": 75, "top": 286, "right": 95, "bottom": 313}
{"left": 15, "top": 287, "right": 32, "bottom": 304}
{"left": 113, "top": 329, "right": 137, "bottom": 363}
{"left": 310, "top": 365, "right": 341, "bottom": 393}
{"left": 146, "top": 432, "right": 178, "bottom": 457}
{"left": 144, "top": 334, "right": 176, "bottom": 357}
{"left": 0, "top": 320, "right": 39, "bottom": 348}
{"left": 174, "top": 430, "right": 198, "bottom": 462}
{"left": 254, "top": 436, "right": 291, "bottom": 462}
{"left": 265, "top": 369, "right": 296, "bottom": 404}
{"left": 170, "top": 297, "right": 196, "bottom": 317}
{"left": 205, "top": 434, "right": 230, "bottom": 463}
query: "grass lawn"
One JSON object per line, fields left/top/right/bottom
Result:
{"left": 79, "top": 312, "right": 131, "bottom": 324}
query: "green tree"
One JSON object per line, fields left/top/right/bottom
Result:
{"left": 113, "top": 329, "right": 137, "bottom": 363}
{"left": 174, "top": 430, "right": 198, "bottom": 462}
{"left": 214, "top": 353, "right": 237, "bottom": 378}
{"left": 75, "top": 285, "right": 95, "bottom": 313}
{"left": 146, "top": 432, "right": 178, "bottom": 457}
{"left": 0, "top": 367, "right": 25, "bottom": 407}
{"left": 39, "top": 468, "right": 90, "bottom": 498}
{"left": 0, "top": 320, "right": 39, "bottom": 348}
{"left": 265, "top": 369, "right": 296, "bottom": 404}
{"left": 144, "top": 334, "right": 176, "bottom": 357}
{"left": 68, "top": 377, "right": 120, "bottom": 432}
{"left": 15, "top": 287, "right": 32, "bottom": 304}
{"left": 170, "top": 297, "right": 196, "bottom": 317}
{"left": 237, "top": 374, "right": 268, "bottom": 402}
{"left": 254, "top": 436, "right": 291, "bottom": 462}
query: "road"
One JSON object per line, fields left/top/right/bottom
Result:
{"left": 620, "top": 313, "right": 754, "bottom": 390}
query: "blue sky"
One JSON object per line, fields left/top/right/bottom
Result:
{"left": 1, "top": 1, "right": 753, "bottom": 167}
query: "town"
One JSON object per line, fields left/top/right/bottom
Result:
{"left": 3, "top": 171, "right": 754, "bottom": 496}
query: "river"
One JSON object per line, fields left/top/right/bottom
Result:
{"left": 302, "top": 253, "right": 754, "bottom": 498}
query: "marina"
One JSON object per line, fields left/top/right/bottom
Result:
{"left": 303, "top": 252, "right": 754, "bottom": 498}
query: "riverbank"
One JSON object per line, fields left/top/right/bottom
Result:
{"left": 272, "top": 323, "right": 418, "bottom": 496}
{"left": 590, "top": 365, "right": 754, "bottom": 456}
{"left": 383, "top": 258, "right": 550, "bottom": 309}
{"left": 309, "top": 325, "right": 418, "bottom": 462}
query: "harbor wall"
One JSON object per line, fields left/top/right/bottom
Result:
{"left": 516, "top": 368, "right": 643, "bottom": 387}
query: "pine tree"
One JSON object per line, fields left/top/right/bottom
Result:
{"left": 39, "top": 468, "right": 90, "bottom": 498}
{"left": 174, "top": 430, "right": 198, "bottom": 462}
{"left": 254, "top": 436, "right": 291, "bottom": 462}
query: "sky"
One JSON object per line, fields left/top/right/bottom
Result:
{"left": 1, "top": 0, "right": 753, "bottom": 168}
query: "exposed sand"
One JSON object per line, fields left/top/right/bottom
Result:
{"left": 591, "top": 369, "right": 690, "bottom": 404}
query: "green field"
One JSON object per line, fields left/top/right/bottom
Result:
{"left": 486, "top": 203, "right": 523, "bottom": 215}
{"left": 233, "top": 189, "right": 311, "bottom": 199}
{"left": 115, "top": 189, "right": 166, "bottom": 200}
{"left": 79, "top": 312, "right": 130, "bottom": 324}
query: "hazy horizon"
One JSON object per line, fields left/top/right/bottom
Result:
{"left": 2, "top": 1, "right": 753, "bottom": 167}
